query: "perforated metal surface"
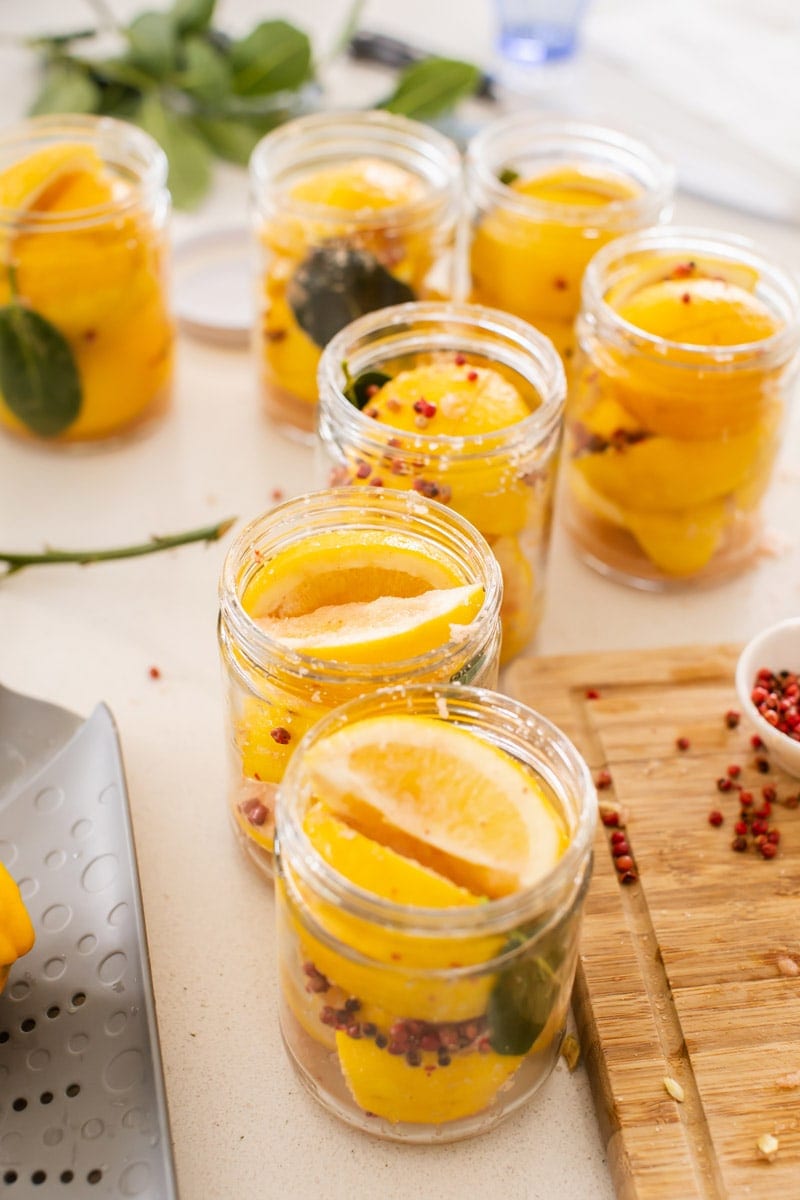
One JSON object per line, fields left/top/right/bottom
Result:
{"left": 0, "top": 687, "right": 177, "bottom": 1198}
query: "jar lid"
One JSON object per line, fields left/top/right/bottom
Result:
{"left": 172, "top": 225, "right": 253, "bottom": 346}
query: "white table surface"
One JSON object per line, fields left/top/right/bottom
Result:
{"left": 1, "top": 3, "right": 798, "bottom": 1198}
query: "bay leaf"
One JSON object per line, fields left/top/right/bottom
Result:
{"left": 487, "top": 955, "right": 557, "bottom": 1056}
{"left": 177, "top": 35, "right": 231, "bottom": 103}
{"left": 172, "top": 0, "right": 216, "bottom": 36}
{"left": 230, "top": 20, "right": 312, "bottom": 96}
{"left": 29, "top": 62, "right": 100, "bottom": 116}
{"left": 343, "top": 367, "right": 392, "bottom": 410}
{"left": 287, "top": 242, "right": 414, "bottom": 349}
{"left": 380, "top": 57, "right": 481, "bottom": 120}
{"left": 135, "top": 93, "right": 211, "bottom": 210}
{"left": 0, "top": 305, "right": 81, "bottom": 438}
{"left": 126, "top": 11, "right": 178, "bottom": 78}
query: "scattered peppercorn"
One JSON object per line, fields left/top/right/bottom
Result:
{"left": 708, "top": 811, "right": 724, "bottom": 827}
{"left": 600, "top": 809, "right": 620, "bottom": 827}
{"left": 676, "top": 736, "right": 690, "bottom": 751}
{"left": 717, "top": 777, "right": 734, "bottom": 793}
{"left": 755, "top": 757, "right": 770, "bottom": 773}
{"left": 585, "top": 688, "right": 600, "bottom": 700}
{"left": 615, "top": 854, "right": 633, "bottom": 872}
{"left": 148, "top": 665, "right": 161, "bottom": 680}
{"left": 270, "top": 726, "right": 291, "bottom": 744}
{"left": 595, "top": 770, "right": 612, "bottom": 790}
{"left": 725, "top": 709, "right": 741, "bottom": 729}
{"left": 727, "top": 764, "right": 741, "bottom": 779}
{"left": 751, "top": 734, "right": 764, "bottom": 750}
{"left": 732, "top": 836, "right": 748, "bottom": 852}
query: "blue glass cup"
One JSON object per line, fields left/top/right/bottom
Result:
{"left": 494, "top": 0, "right": 590, "bottom": 69}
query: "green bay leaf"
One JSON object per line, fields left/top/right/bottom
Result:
{"left": 126, "top": 11, "right": 178, "bottom": 79}
{"left": 287, "top": 242, "right": 414, "bottom": 349}
{"left": 0, "top": 305, "right": 81, "bottom": 438}
{"left": 487, "top": 955, "right": 558, "bottom": 1056}
{"left": 29, "top": 62, "right": 100, "bottom": 116}
{"left": 230, "top": 20, "right": 312, "bottom": 96}
{"left": 135, "top": 93, "right": 212, "bottom": 209}
{"left": 171, "top": 0, "right": 216, "bottom": 36}
{"left": 380, "top": 57, "right": 480, "bottom": 120}
{"left": 177, "top": 35, "right": 231, "bottom": 103}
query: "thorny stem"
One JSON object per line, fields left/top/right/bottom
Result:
{"left": 0, "top": 517, "right": 236, "bottom": 577}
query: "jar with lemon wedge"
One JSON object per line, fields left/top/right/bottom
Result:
{"left": 317, "top": 301, "right": 565, "bottom": 663}
{"left": 466, "top": 116, "right": 674, "bottom": 364}
{"left": 250, "top": 111, "right": 461, "bottom": 437}
{"left": 0, "top": 115, "right": 173, "bottom": 444}
{"left": 218, "top": 489, "right": 502, "bottom": 875}
{"left": 275, "top": 683, "right": 596, "bottom": 1142}
{"left": 563, "top": 228, "right": 800, "bottom": 587}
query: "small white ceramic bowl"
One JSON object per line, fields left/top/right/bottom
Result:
{"left": 735, "top": 617, "right": 800, "bottom": 778}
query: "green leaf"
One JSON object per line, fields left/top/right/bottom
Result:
{"left": 230, "top": 20, "right": 312, "bottom": 96}
{"left": 177, "top": 35, "right": 230, "bottom": 103}
{"left": 287, "top": 242, "right": 415, "bottom": 349}
{"left": 0, "top": 304, "right": 81, "bottom": 438}
{"left": 487, "top": 955, "right": 558, "bottom": 1056}
{"left": 29, "top": 62, "right": 100, "bottom": 116}
{"left": 86, "top": 55, "right": 158, "bottom": 91}
{"left": 192, "top": 115, "right": 272, "bottom": 165}
{"left": 126, "top": 11, "right": 178, "bottom": 79}
{"left": 135, "top": 93, "right": 211, "bottom": 209}
{"left": 171, "top": 0, "right": 216, "bottom": 36}
{"left": 380, "top": 57, "right": 481, "bottom": 120}
{"left": 342, "top": 367, "right": 392, "bottom": 410}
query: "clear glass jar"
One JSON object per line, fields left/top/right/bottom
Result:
{"left": 250, "top": 111, "right": 461, "bottom": 438}
{"left": 466, "top": 116, "right": 674, "bottom": 363}
{"left": 218, "top": 488, "right": 503, "bottom": 875}
{"left": 317, "top": 301, "right": 566, "bottom": 663}
{"left": 563, "top": 227, "right": 800, "bottom": 587}
{"left": 275, "top": 682, "right": 596, "bottom": 1143}
{"left": 0, "top": 115, "right": 173, "bottom": 444}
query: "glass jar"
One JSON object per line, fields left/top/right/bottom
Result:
{"left": 0, "top": 115, "right": 173, "bottom": 444}
{"left": 317, "top": 301, "right": 566, "bottom": 663}
{"left": 249, "top": 111, "right": 461, "bottom": 438}
{"left": 466, "top": 116, "right": 674, "bottom": 363}
{"left": 563, "top": 227, "right": 800, "bottom": 587}
{"left": 218, "top": 488, "right": 503, "bottom": 875}
{"left": 275, "top": 682, "right": 596, "bottom": 1143}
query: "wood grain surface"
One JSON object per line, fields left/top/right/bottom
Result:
{"left": 506, "top": 644, "right": 800, "bottom": 1200}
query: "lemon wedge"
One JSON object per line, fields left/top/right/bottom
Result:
{"left": 0, "top": 142, "right": 104, "bottom": 213}
{"left": 289, "top": 157, "right": 425, "bottom": 211}
{"left": 615, "top": 278, "right": 780, "bottom": 346}
{"left": 302, "top": 713, "right": 568, "bottom": 898}
{"left": 244, "top": 528, "right": 464, "bottom": 619}
{"left": 256, "top": 583, "right": 484, "bottom": 664}
{"left": 369, "top": 362, "right": 530, "bottom": 436}
{"left": 512, "top": 164, "right": 640, "bottom": 208}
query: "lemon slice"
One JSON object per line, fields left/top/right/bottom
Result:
{"left": 302, "top": 713, "right": 568, "bottom": 898}
{"left": 289, "top": 157, "right": 426, "bottom": 211}
{"left": 257, "top": 583, "right": 484, "bottom": 664}
{"left": 244, "top": 529, "right": 464, "bottom": 619}
{"left": 512, "top": 165, "right": 640, "bottom": 208}
{"left": 0, "top": 142, "right": 103, "bottom": 212}
{"left": 616, "top": 278, "right": 780, "bottom": 346}
{"left": 369, "top": 362, "right": 530, "bottom": 437}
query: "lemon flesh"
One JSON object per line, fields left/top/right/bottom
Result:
{"left": 302, "top": 713, "right": 567, "bottom": 898}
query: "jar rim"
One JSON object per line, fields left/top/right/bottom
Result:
{"left": 276, "top": 683, "right": 597, "bottom": 938}
{"left": 581, "top": 224, "right": 800, "bottom": 362}
{"left": 249, "top": 109, "right": 461, "bottom": 228}
{"left": 318, "top": 300, "right": 566, "bottom": 461}
{"left": 219, "top": 487, "right": 503, "bottom": 685}
{"left": 466, "top": 114, "right": 675, "bottom": 226}
{"left": 0, "top": 114, "right": 169, "bottom": 230}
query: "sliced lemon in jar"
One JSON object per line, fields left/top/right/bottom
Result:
{"left": 0, "top": 142, "right": 104, "bottom": 212}
{"left": 302, "top": 713, "right": 568, "bottom": 899}
{"left": 256, "top": 583, "right": 484, "bottom": 664}
{"left": 369, "top": 362, "right": 531, "bottom": 437}
{"left": 335, "top": 1032, "right": 522, "bottom": 1125}
{"left": 243, "top": 528, "right": 465, "bottom": 619}
{"left": 511, "top": 164, "right": 640, "bottom": 208}
{"left": 288, "top": 158, "right": 426, "bottom": 211}
{"left": 614, "top": 278, "right": 780, "bottom": 345}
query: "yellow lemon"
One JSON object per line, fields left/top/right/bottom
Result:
{"left": 615, "top": 277, "right": 781, "bottom": 346}
{"left": 243, "top": 528, "right": 464, "bottom": 619}
{"left": 256, "top": 583, "right": 484, "bottom": 665}
{"left": 335, "top": 1033, "right": 522, "bottom": 1125}
{"left": 302, "top": 713, "right": 568, "bottom": 899}
{"left": 369, "top": 362, "right": 531, "bottom": 436}
{"left": 626, "top": 501, "right": 728, "bottom": 576}
{"left": 289, "top": 158, "right": 425, "bottom": 211}
{"left": 0, "top": 142, "right": 103, "bottom": 212}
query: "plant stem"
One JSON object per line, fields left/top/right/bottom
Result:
{"left": 0, "top": 517, "right": 236, "bottom": 577}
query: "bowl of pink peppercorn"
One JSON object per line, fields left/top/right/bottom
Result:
{"left": 736, "top": 618, "right": 800, "bottom": 778}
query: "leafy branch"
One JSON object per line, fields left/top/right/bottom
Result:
{"left": 0, "top": 517, "right": 235, "bottom": 577}
{"left": 25, "top": 0, "right": 482, "bottom": 209}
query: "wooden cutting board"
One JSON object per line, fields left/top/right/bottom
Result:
{"left": 506, "top": 644, "right": 800, "bottom": 1200}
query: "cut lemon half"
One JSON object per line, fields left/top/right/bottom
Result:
{"left": 289, "top": 158, "right": 425, "bottom": 211}
{"left": 0, "top": 142, "right": 103, "bottom": 213}
{"left": 256, "top": 583, "right": 484, "bottom": 664}
{"left": 512, "top": 165, "right": 640, "bottom": 209}
{"left": 614, "top": 278, "right": 780, "bottom": 346}
{"left": 370, "top": 363, "right": 530, "bottom": 437}
{"left": 302, "top": 713, "right": 568, "bottom": 898}
{"left": 243, "top": 529, "right": 464, "bottom": 619}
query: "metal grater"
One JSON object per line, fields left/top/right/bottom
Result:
{"left": 0, "top": 684, "right": 178, "bottom": 1198}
